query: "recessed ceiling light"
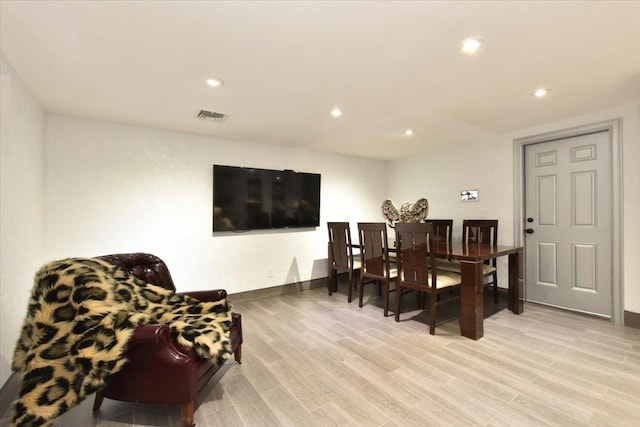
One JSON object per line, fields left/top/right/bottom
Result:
{"left": 459, "top": 37, "right": 483, "bottom": 54}
{"left": 206, "top": 77, "right": 223, "bottom": 87}
{"left": 533, "top": 88, "right": 549, "bottom": 98}
{"left": 405, "top": 129, "right": 415, "bottom": 136}
{"left": 330, "top": 107, "right": 343, "bottom": 118}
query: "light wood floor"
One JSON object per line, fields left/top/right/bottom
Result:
{"left": 2, "top": 282, "right": 640, "bottom": 427}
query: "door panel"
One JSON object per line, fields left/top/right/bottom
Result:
{"left": 572, "top": 243, "right": 596, "bottom": 291}
{"left": 572, "top": 171, "right": 596, "bottom": 226}
{"left": 537, "top": 175, "right": 557, "bottom": 225}
{"left": 537, "top": 242, "right": 557, "bottom": 286}
{"left": 525, "top": 131, "right": 612, "bottom": 317}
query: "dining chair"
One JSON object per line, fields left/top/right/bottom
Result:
{"left": 327, "top": 222, "right": 361, "bottom": 302}
{"left": 424, "top": 219, "right": 459, "bottom": 272}
{"left": 434, "top": 219, "right": 500, "bottom": 302}
{"left": 428, "top": 219, "right": 453, "bottom": 243}
{"left": 357, "top": 222, "right": 398, "bottom": 316}
{"left": 463, "top": 219, "right": 499, "bottom": 302}
{"left": 394, "top": 222, "right": 462, "bottom": 334}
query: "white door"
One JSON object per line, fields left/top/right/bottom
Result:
{"left": 524, "top": 130, "right": 612, "bottom": 317}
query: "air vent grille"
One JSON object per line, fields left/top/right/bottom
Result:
{"left": 197, "top": 109, "right": 227, "bottom": 122}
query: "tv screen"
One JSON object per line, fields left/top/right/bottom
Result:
{"left": 213, "top": 165, "right": 321, "bottom": 232}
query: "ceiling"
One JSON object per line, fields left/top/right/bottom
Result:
{"left": 1, "top": 1, "right": 639, "bottom": 160}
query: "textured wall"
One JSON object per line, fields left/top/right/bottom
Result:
{"left": 0, "top": 55, "right": 46, "bottom": 387}
{"left": 44, "top": 114, "right": 388, "bottom": 294}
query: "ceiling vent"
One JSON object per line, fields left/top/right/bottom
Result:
{"left": 197, "top": 109, "right": 227, "bottom": 122}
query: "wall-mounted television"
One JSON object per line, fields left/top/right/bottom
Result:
{"left": 213, "top": 165, "right": 321, "bottom": 232}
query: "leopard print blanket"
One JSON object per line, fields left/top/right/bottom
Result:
{"left": 11, "top": 257, "right": 233, "bottom": 426}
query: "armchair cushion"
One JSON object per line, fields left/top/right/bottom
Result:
{"left": 11, "top": 257, "right": 233, "bottom": 426}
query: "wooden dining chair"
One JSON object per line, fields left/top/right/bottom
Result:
{"left": 394, "top": 222, "right": 462, "bottom": 334}
{"left": 327, "top": 222, "right": 361, "bottom": 302}
{"left": 424, "top": 219, "right": 459, "bottom": 272}
{"left": 463, "top": 219, "right": 499, "bottom": 302}
{"left": 434, "top": 219, "right": 500, "bottom": 302}
{"left": 428, "top": 219, "right": 453, "bottom": 243}
{"left": 357, "top": 222, "right": 398, "bottom": 316}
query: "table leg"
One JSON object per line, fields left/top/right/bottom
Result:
{"left": 459, "top": 260, "right": 484, "bottom": 340}
{"left": 327, "top": 242, "right": 334, "bottom": 295}
{"left": 508, "top": 251, "right": 524, "bottom": 314}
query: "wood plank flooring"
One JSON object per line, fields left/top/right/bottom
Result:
{"left": 2, "top": 281, "right": 639, "bottom": 426}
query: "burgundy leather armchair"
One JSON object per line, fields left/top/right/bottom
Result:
{"left": 91, "top": 253, "right": 242, "bottom": 427}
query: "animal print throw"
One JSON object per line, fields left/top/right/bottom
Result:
{"left": 11, "top": 257, "right": 233, "bottom": 426}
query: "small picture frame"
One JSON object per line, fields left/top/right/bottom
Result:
{"left": 461, "top": 189, "right": 478, "bottom": 202}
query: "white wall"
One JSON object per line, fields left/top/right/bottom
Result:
{"left": 388, "top": 103, "right": 640, "bottom": 313}
{"left": 0, "top": 55, "right": 46, "bottom": 386}
{"left": 45, "top": 114, "right": 387, "bottom": 294}
{"left": 388, "top": 136, "right": 514, "bottom": 242}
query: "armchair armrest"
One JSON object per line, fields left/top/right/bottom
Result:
{"left": 129, "top": 323, "right": 173, "bottom": 342}
{"left": 178, "top": 289, "right": 227, "bottom": 302}
{"left": 126, "top": 324, "right": 193, "bottom": 364}
{"left": 102, "top": 323, "right": 200, "bottom": 404}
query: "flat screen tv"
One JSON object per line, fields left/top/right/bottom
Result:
{"left": 213, "top": 165, "right": 321, "bottom": 232}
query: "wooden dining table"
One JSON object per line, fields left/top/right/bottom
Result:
{"left": 432, "top": 241, "right": 523, "bottom": 340}
{"left": 329, "top": 238, "right": 523, "bottom": 340}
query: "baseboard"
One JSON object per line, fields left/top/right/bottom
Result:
{"left": 228, "top": 277, "right": 326, "bottom": 305}
{"left": 624, "top": 310, "right": 640, "bottom": 329}
{"left": 0, "top": 372, "right": 20, "bottom": 419}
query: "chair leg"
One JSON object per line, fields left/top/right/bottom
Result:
{"left": 493, "top": 271, "right": 499, "bottom": 303}
{"left": 347, "top": 272, "right": 353, "bottom": 303}
{"left": 234, "top": 344, "right": 242, "bottom": 363}
{"left": 383, "top": 281, "right": 389, "bottom": 317}
{"left": 92, "top": 391, "right": 104, "bottom": 412}
{"left": 181, "top": 402, "right": 195, "bottom": 427}
{"left": 429, "top": 292, "right": 437, "bottom": 335}
{"left": 328, "top": 270, "right": 338, "bottom": 295}
{"left": 395, "top": 285, "right": 402, "bottom": 322}
{"left": 358, "top": 276, "right": 365, "bottom": 307}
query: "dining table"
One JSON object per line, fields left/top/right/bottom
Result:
{"left": 329, "top": 238, "right": 523, "bottom": 340}
{"left": 432, "top": 241, "right": 523, "bottom": 340}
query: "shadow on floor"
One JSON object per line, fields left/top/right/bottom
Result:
{"left": 329, "top": 273, "right": 509, "bottom": 329}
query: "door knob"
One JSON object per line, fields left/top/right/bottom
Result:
{"left": 525, "top": 228, "right": 534, "bottom": 234}
{"left": 527, "top": 217, "right": 534, "bottom": 223}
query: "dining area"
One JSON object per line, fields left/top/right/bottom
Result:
{"left": 327, "top": 219, "right": 523, "bottom": 340}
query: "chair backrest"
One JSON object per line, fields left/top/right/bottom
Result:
{"left": 395, "top": 222, "right": 437, "bottom": 290}
{"left": 327, "top": 222, "right": 356, "bottom": 270}
{"left": 358, "top": 222, "right": 391, "bottom": 278}
{"left": 463, "top": 220, "right": 498, "bottom": 268}
{"left": 426, "top": 219, "right": 453, "bottom": 243}
{"left": 462, "top": 219, "right": 498, "bottom": 245}
{"left": 96, "top": 253, "right": 177, "bottom": 292}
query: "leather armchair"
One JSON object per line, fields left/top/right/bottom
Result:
{"left": 91, "top": 253, "right": 242, "bottom": 427}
